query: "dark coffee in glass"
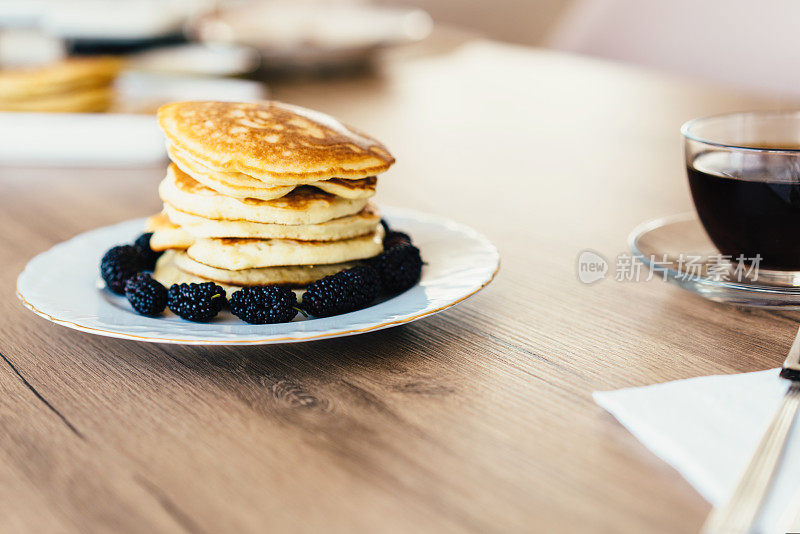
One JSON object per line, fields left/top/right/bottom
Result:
{"left": 683, "top": 112, "right": 800, "bottom": 272}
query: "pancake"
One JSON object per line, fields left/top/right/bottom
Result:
{"left": 145, "top": 212, "right": 193, "bottom": 251}
{"left": 0, "top": 56, "right": 122, "bottom": 101}
{"left": 160, "top": 164, "right": 367, "bottom": 225}
{"left": 313, "top": 177, "right": 376, "bottom": 199}
{"left": 165, "top": 203, "right": 381, "bottom": 240}
{"left": 153, "top": 252, "right": 321, "bottom": 299}
{"left": 167, "top": 142, "right": 314, "bottom": 189}
{"left": 168, "top": 143, "right": 377, "bottom": 200}
{"left": 174, "top": 250, "right": 354, "bottom": 287}
{"left": 168, "top": 144, "right": 296, "bottom": 200}
{"left": 148, "top": 203, "right": 381, "bottom": 250}
{"left": 186, "top": 227, "right": 384, "bottom": 270}
{"left": 0, "top": 85, "right": 113, "bottom": 113}
{"left": 158, "top": 101, "right": 394, "bottom": 182}
{"left": 153, "top": 251, "right": 244, "bottom": 293}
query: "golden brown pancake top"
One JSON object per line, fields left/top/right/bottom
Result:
{"left": 158, "top": 101, "right": 395, "bottom": 181}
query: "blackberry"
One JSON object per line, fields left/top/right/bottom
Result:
{"left": 371, "top": 244, "right": 422, "bottom": 294}
{"left": 124, "top": 273, "right": 167, "bottom": 316}
{"left": 229, "top": 286, "right": 298, "bottom": 324}
{"left": 100, "top": 245, "right": 144, "bottom": 295}
{"left": 302, "top": 265, "right": 381, "bottom": 317}
{"left": 383, "top": 230, "right": 412, "bottom": 250}
{"left": 134, "top": 232, "right": 162, "bottom": 271}
{"left": 167, "top": 282, "right": 226, "bottom": 322}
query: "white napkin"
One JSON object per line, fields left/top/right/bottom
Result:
{"left": 594, "top": 369, "right": 800, "bottom": 533}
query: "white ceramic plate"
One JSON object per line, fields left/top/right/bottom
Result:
{"left": 16, "top": 207, "right": 499, "bottom": 345}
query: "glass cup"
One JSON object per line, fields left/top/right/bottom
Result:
{"left": 683, "top": 111, "right": 800, "bottom": 283}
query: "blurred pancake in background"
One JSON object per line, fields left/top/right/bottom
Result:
{"left": 0, "top": 56, "right": 122, "bottom": 112}
{"left": 0, "top": 85, "right": 113, "bottom": 112}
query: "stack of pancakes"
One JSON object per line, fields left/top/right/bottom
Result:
{"left": 0, "top": 56, "right": 122, "bottom": 113}
{"left": 148, "top": 100, "right": 395, "bottom": 292}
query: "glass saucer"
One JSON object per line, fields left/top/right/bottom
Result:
{"left": 628, "top": 213, "right": 800, "bottom": 308}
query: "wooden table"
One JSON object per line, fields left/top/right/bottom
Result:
{"left": 3, "top": 40, "right": 799, "bottom": 533}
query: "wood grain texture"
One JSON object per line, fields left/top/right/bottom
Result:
{"left": 2, "top": 40, "right": 800, "bottom": 533}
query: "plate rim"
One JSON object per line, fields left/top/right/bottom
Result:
{"left": 16, "top": 206, "right": 500, "bottom": 345}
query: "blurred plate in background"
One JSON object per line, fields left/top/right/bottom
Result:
{"left": 190, "top": 1, "right": 433, "bottom": 71}
{"left": 112, "top": 70, "right": 266, "bottom": 113}
{"left": 0, "top": 0, "right": 197, "bottom": 55}
{"left": 127, "top": 43, "right": 260, "bottom": 77}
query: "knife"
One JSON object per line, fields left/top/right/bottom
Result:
{"left": 701, "top": 327, "right": 800, "bottom": 534}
